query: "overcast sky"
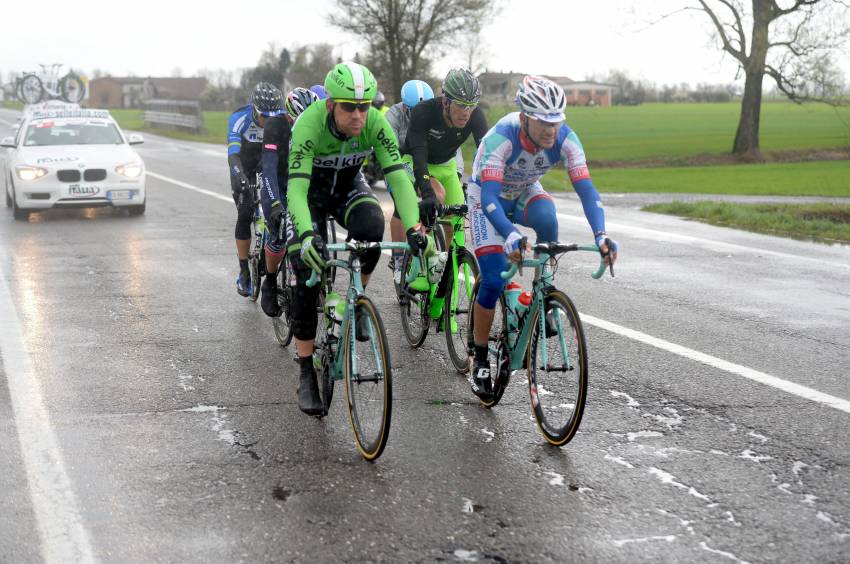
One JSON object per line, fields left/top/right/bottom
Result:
{"left": 2, "top": 0, "right": 848, "bottom": 88}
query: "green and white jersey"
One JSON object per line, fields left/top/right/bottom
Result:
{"left": 287, "top": 101, "right": 420, "bottom": 236}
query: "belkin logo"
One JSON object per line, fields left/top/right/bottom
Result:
{"left": 313, "top": 151, "right": 371, "bottom": 170}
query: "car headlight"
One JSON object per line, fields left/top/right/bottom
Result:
{"left": 115, "top": 163, "right": 144, "bottom": 178}
{"left": 16, "top": 165, "right": 48, "bottom": 181}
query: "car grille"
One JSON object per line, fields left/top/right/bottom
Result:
{"left": 57, "top": 170, "right": 81, "bottom": 182}
{"left": 84, "top": 169, "right": 107, "bottom": 181}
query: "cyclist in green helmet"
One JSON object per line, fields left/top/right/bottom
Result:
{"left": 286, "top": 61, "right": 432, "bottom": 416}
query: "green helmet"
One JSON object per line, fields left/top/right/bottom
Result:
{"left": 324, "top": 62, "right": 378, "bottom": 101}
{"left": 442, "top": 68, "right": 481, "bottom": 105}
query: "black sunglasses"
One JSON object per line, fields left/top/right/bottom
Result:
{"left": 337, "top": 101, "right": 371, "bottom": 113}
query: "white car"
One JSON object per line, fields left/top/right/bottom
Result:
{"left": 2, "top": 108, "right": 146, "bottom": 220}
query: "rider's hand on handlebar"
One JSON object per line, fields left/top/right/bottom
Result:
{"left": 504, "top": 232, "right": 531, "bottom": 264}
{"left": 406, "top": 224, "right": 432, "bottom": 255}
{"left": 300, "top": 232, "right": 327, "bottom": 273}
{"left": 418, "top": 181, "right": 440, "bottom": 228}
{"left": 596, "top": 232, "right": 619, "bottom": 274}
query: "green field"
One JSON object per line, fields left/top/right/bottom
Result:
{"left": 540, "top": 159, "right": 850, "bottom": 197}
{"left": 109, "top": 109, "right": 229, "bottom": 144}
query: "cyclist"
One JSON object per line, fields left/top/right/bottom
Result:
{"left": 257, "top": 87, "right": 320, "bottom": 317}
{"left": 287, "top": 62, "right": 430, "bottom": 416}
{"left": 467, "top": 75, "right": 619, "bottom": 401}
{"left": 372, "top": 90, "right": 389, "bottom": 115}
{"left": 227, "top": 82, "right": 284, "bottom": 296}
{"left": 400, "top": 69, "right": 487, "bottom": 277}
{"left": 309, "top": 84, "right": 328, "bottom": 100}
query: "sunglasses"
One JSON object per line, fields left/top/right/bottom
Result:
{"left": 336, "top": 101, "right": 371, "bottom": 113}
{"left": 450, "top": 99, "right": 478, "bottom": 110}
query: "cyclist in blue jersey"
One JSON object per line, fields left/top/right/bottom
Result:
{"left": 227, "top": 82, "right": 284, "bottom": 296}
{"left": 467, "top": 75, "right": 619, "bottom": 401}
{"left": 309, "top": 84, "right": 328, "bottom": 100}
{"left": 257, "top": 87, "right": 320, "bottom": 316}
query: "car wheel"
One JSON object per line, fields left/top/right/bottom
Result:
{"left": 11, "top": 183, "right": 29, "bottom": 221}
{"left": 5, "top": 179, "right": 11, "bottom": 208}
{"left": 127, "top": 200, "right": 146, "bottom": 216}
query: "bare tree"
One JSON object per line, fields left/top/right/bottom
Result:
{"left": 329, "top": 0, "right": 499, "bottom": 100}
{"left": 692, "top": 0, "right": 850, "bottom": 159}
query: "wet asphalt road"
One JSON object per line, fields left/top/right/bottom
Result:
{"left": 1, "top": 108, "right": 849, "bottom": 563}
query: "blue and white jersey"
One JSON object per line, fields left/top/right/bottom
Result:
{"left": 227, "top": 105, "right": 264, "bottom": 172}
{"left": 471, "top": 112, "right": 590, "bottom": 200}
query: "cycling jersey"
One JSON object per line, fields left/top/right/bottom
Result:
{"left": 260, "top": 115, "right": 291, "bottom": 208}
{"left": 404, "top": 97, "right": 487, "bottom": 192}
{"left": 227, "top": 105, "right": 264, "bottom": 175}
{"left": 471, "top": 112, "right": 605, "bottom": 240}
{"left": 287, "top": 101, "right": 420, "bottom": 236}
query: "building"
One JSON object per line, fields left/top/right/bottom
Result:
{"left": 87, "top": 77, "right": 208, "bottom": 109}
{"left": 478, "top": 71, "right": 615, "bottom": 107}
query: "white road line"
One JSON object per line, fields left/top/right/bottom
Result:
{"left": 0, "top": 117, "right": 15, "bottom": 127}
{"left": 147, "top": 170, "right": 231, "bottom": 203}
{"left": 0, "top": 249, "right": 97, "bottom": 564}
{"left": 557, "top": 213, "right": 850, "bottom": 269}
{"left": 582, "top": 313, "right": 850, "bottom": 415}
{"left": 149, "top": 170, "right": 850, "bottom": 414}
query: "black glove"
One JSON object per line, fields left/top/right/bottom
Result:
{"left": 268, "top": 202, "right": 285, "bottom": 239}
{"left": 406, "top": 225, "right": 429, "bottom": 252}
{"left": 418, "top": 181, "right": 439, "bottom": 228}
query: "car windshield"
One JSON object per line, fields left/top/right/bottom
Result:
{"left": 23, "top": 120, "right": 123, "bottom": 146}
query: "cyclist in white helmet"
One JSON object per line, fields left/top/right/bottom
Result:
{"left": 466, "top": 75, "right": 619, "bottom": 401}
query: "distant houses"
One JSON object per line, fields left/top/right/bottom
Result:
{"left": 478, "top": 71, "right": 615, "bottom": 107}
{"left": 87, "top": 77, "right": 208, "bottom": 109}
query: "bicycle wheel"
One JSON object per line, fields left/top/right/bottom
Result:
{"left": 444, "top": 248, "right": 479, "bottom": 373}
{"left": 272, "top": 266, "right": 294, "bottom": 347}
{"left": 343, "top": 295, "right": 392, "bottom": 460}
{"left": 467, "top": 283, "right": 511, "bottom": 407}
{"left": 398, "top": 249, "right": 429, "bottom": 347}
{"left": 526, "top": 289, "right": 588, "bottom": 446}
{"left": 20, "top": 74, "right": 43, "bottom": 104}
{"left": 59, "top": 72, "right": 86, "bottom": 103}
{"left": 315, "top": 291, "right": 335, "bottom": 414}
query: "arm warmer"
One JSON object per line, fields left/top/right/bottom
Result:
{"left": 481, "top": 180, "right": 518, "bottom": 240}
{"left": 573, "top": 178, "right": 606, "bottom": 236}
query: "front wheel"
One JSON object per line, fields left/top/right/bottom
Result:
{"left": 526, "top": 290, "right": 588, "bottom": 446}
{"left": 343, "top": 295, "right": 392, "bottom": 461}
{"left": 19, "top": 74, "right": 43, "bottom": 104}
{"left": 59, "top": 72, "right": 86, "bottom": 103}
{"left": 444, "top": 248, "right": 479, "bottom": 373}
{"left": 467, "top": 282, "right": 511, "bottom": 408}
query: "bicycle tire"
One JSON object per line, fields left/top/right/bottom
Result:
{"left": 444, "top": 248, "right": 479, "bottom": 373}
{"left": 315, "top": 291, "right": 335, "bottom": 414}
{"left": 343, "top": 295, "right": 392, "bottom": 461}
{"left": 467, "top": 283, "right": 511, "bottom": 407}
{"left": 271, "top": 267, "right": 294, "bottom": 347}
{"left": 526, "top": 289, "right": 588, "bottom": 446}
{"left": 20, "top": 74, "right": 43, "bottom": 104}
{"left": 59, "top": 72, "right": 86, "bottom": 103}
{"left": 398, "top": 248, "right": 429, "bottom": 347}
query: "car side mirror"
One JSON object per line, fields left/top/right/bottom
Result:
{"left": 128, "top": 134, "right": 144, "bottom": 145}
{"left": 0, "top": 136, "right": 16, "bottom": 148}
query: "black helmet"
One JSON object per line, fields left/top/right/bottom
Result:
{"left": 442, "top": 68, "right": 481, "bottom": 105}
{"left": 285, "top": 87, "right": 319, "bottom": 119}
{"left": 372, "top": 90, "right": 386, "bottom": 109}
{"left": 251, "top": 82, "right": 284, "bottom": 117}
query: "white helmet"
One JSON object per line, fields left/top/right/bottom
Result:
{"left": 515, "top": 75, "right": 566, "bottom": 122}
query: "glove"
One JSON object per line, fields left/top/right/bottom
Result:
{"left": 300, "top": 232, "right": 327, "bottom": 273}
{"left": 595, "top": 232, "right": 619, "bottom": 258}
{"left": 503, "top": 231, "right": 524, "bottom": 256}
{"left": 268, "top": 201, "right": 285, "bottom": 238}
{"left": 418, "top": 180, "right": 439, "bottom": 227}
{"left": 406, "top": 225, "right": 433, "bottom": 255}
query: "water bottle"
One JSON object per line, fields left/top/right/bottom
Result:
{"left": 516, "top": 291, "right": 532, "bottom": 324}
{"left": 324, "top": 291, "right": 346, "bottom": 339}
{"left": 428, "top": 251, "right": 448, "bottom": 283}
{"left": 504, "top": 282, "right": 521, "bottom": 346}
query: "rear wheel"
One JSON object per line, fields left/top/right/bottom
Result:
{"left": 59, "top": 72, "right": 86, "bottom": 103}
{"left": 11, "top": 185, "right": 29, "bottom": 221}
{"left": 343, "top": 295, "right": 392, "bottom": 461}
{"left": 399, "top": 249, "right": 429, "bottom": 347}
{"left": 314, "top": 292, "right": 335, "bottom": 414}
{"left": 19, "top": 74, "right": 43, "bottom": 104}
{"left": 127, "top": 201, "right": 146, "bottom": 216}
{"left": 444, "top": 248, "right": 479, "bottom": 373}
{"left": 272, "top": 265, "right": 294, "bottom": 347}
{"left": 526, "top": 290, "right": 588, "bottom": 446}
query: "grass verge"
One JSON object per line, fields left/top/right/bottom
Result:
{"left": 642, "top": 201, "right": 850, "bottom": 244}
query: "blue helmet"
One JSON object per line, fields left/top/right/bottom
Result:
{"left": 309, "top": 84, "right": 328, "bottom": 100}
{"left": 401, "top": 80, "right": 434, "bottom": 109}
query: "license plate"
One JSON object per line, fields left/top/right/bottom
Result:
{"left": 108, "top": 190, "right": 133, "bottom": 200}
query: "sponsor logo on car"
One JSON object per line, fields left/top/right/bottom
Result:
{"left": 36, "top": 156, "right": 79, "bottom": 164}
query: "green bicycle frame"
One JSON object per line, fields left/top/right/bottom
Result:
{"left": 428, "top": 214, "right": 473, "bottom": 320}
{"left": 307, "top": 242, "right": 414, "bottom": 380}
{"left": 499, "top": 246, "right": 605, "bottom": 371}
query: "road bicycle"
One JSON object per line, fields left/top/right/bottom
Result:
{"left": 468, "top": 241, "right": 609, "bottom": 446}
{"left": 17, "top": 64, "right": 86, "bottom": 105}
{"left": 306, "top": 240, "right": 416, "bottom": 460}
{"left": 395, "top": 204, "right": 479, "bottom": 373}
